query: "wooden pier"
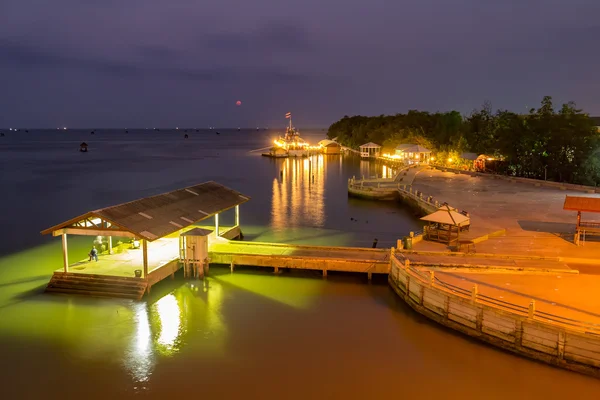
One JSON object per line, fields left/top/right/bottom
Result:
{"left": 209, "top": 241, "right": 390, "bottom": 279}
{"left": 41, "top": 182, "right": 250, "bottom": 299}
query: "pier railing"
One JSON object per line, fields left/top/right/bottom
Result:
{"left": 391, "top": 249, "right": 600, "bottom": 333}
{"left": 389, "top": 248, "right": 600, "bottom": 377}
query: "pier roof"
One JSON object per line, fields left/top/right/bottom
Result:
{"left": 359, "top": 142, "right": 381, "bottom": 149}
{"left": 318, "top": 139, "right": 340, "bottom": 147}
{"left": 421, "top": 206, "right": 470, "bottom": 226}
{"left": 395, "top": 144, "right": 431, "bottom": 153}
{"left": 563, "top": 195, "right": 600, "bottom": 213}
{"left": 41, "top": 181, "right": 250, "bottom": 241}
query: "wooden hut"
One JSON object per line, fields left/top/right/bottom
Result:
{"left": 318, "top": 139, "right": 341, "bottom": 155}
{"left": 395, "top": 144, "right": 432, "bottom": 164}
{"left": 359, "top": 142, "right": 381, "bottom": 159}
{"left": 421, "top": 205, "right": 470, "bottom": 245}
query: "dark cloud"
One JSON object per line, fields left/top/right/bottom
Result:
{"left": 0, "top": 39, "right": 320, "bottom": 84}
{"left": 205, "top": 21, "right": 315, "bottom": 54}
{"left": 0, "top": 0, "right": 599, "bottom": 128}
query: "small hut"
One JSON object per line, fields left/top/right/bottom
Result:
{"left": 318, "top": 139, "right": 341, "bottom": 155}
{"left": 395, "top": 144, "right": 432, "bottom": 164}
{"left": 359, "top": 142, "right": 381, "bottom": 159}
{"left": 79, "top": 142, "right": 88, "bottom": 152}
{"left": 421, "top": 205, "right": 470, "bottom": 245}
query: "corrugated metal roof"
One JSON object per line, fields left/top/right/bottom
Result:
{"left": 563, "top": 195, "right": 600, "bottom": 213}
{"left": 41, "top": 181, "right": 250, "bottom": 241}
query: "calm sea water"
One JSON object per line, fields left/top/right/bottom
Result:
{"left": 0, "top": 129, "right": 599, "bottom": 399}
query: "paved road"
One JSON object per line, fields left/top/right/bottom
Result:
{"left": 431, "top": 269, "right": 600, "bottom": 325}
{"left": 403, "top": 252, "right": 571, "bottom": 271}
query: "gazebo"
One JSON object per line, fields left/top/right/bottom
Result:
{"left": 421, "top": 205, "right": 470, "bottom": 245}
{"left": 359, "top": 142, "right": 381, "bottom": 159}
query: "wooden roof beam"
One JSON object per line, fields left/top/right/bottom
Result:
{"left": 52, "top": 227, "right": 137, "bottom": 238}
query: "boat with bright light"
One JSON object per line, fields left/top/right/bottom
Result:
{"left": 262, "top": 113, "right": 310, "bottom": 158}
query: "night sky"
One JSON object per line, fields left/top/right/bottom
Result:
{"left": 1, "top": 0, "right": 599, "bottom": 128}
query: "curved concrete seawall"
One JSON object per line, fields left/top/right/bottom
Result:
{"left": 388, "top": 250, "right": 600, "bottom": 378}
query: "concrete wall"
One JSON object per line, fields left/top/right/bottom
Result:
{"left": 396, "top": 187, "right": 437, "bottom": 216}
{"left": 347, "top": 182, "right": 399, "bottom": 200}
{"left": 389, "top": 252, "right": 600, "bottom": 378}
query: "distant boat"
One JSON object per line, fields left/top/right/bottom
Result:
{"left": 80, "top": 142, "right": 88, "bottom": 152}
{"left": 237, "top": 127, "right": 241, "bottom": 131}
{"left": 0, "top": 132, "right": 4, "bottom": 137}
{"left": 184, "top": 134, "right": 189, "bottom": 139}
{"left": 216, "top": 131, "right": 220, "bottom": 135}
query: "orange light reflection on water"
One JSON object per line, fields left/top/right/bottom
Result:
{"left": 271, "top": 155, "right": 325, "bottom": 229}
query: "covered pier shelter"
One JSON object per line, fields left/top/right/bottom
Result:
{"left": 41, "top": 181, "right": 249, "bottom": 299}
{"left": 563, "top": 195, "right": 600, "bottom": 245}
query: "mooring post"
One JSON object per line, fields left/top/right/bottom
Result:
{"left": 274, "top": 266, "right": 279, "bottom": 274}
{"left": 230, "top": 262, "right": 235, "bottom": 273}
{"left": 368, "top": 272, "right": 372, "bottom": 281}
{"left": 471, "top": 284, "right": 478, "bottom": 303}
{"left": 529, "top": 300, "right": 536, "bottom": 319}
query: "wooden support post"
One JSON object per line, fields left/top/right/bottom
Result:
{"left": 142, "top": 239, "right": 148, "bottom": 279}
{"left": 471, "top": 284, "right": 478, "bottom": 304}
{"left": 61, "top": 233, "right": 69, "bottom": 273}
{"left": 528, "top": 300, "right": 536, "bottom": 319}
{"left": 558, "top": 331, "right": 566, "bottom": 360}
{"left": 230, "top": 262, "right": 234, "bottom": 273}
{"left": 215, "top": 213, "right": 220, "bottom": 237}
{"left": 367, "top": 272, "right": 372, "bottom": 281}
{"left": 235, "top": 205, "right": 240, "bottom": 227}
{"left": 322, "top": 269, "right": 327, "bottom": 278}
{"left": 274, "top": 266, "right": 279, "bottom": 274}
{"left": 179, "top": 236, "right": 183, "bottom": 259}
{"left": 108, "top": 236, "right": 113, "bottom": 254}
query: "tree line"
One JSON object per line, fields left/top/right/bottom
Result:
{"left": 327, "top": 96, "right": 600, "bottom": 185}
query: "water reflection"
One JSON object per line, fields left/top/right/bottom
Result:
{"left": 129, "top": 303, "right": 153, "bottom": 385}
{"left": 154, "top": 294, "right": 182, "bottom": 353}
{"left": 126, "top": 280, "right": 229, "bottom": 385}
{"left": 360, "top": 160, "right": 396, "bottom": 179}
{"left": 271, "top": 155, "right": 325, "bottom": 229}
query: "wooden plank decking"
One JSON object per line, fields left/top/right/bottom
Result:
{"left": 209, "top": 241, "right": 391, "bottom": 276}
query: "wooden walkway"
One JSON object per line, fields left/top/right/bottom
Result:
{"left": 209, "top": 241, "right": 390, "bottom": 278}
